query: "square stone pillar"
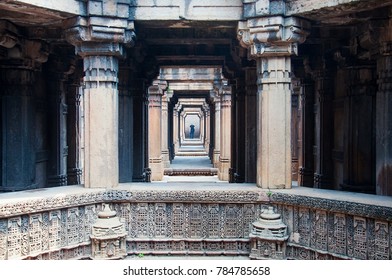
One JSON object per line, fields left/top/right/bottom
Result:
{"left": 82, "top": 54, "right": 120, "bottom": 188}
{"left": 0, "top": 30, "right": 49, "bottom": 191}
{"left": 161, "top": 94, "right": 170, "bottom": 168}
{"left": 173, "top": 104, "right": 181, "bottom": 154}
{"left": 238, "top": 16, "right": 310, "bottom": 188}
{"left": 219, "top": 86, "right": 232, "bottom": 181}
{"left": 212, "top": 94, "right": 221, "bottom": 168}
{"left": 66, "top": 11, "right": 136, "bottom": 188}
{"left": 148, "top": 80, "right": 167, "bottom": 181}
{"left": 376, "top": 41, "right": 392, "bottom": 196}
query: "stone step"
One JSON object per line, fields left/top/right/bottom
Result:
{"left": 164, "top": 168, "right": 218, "bottom": 176}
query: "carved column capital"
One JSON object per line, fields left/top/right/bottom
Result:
{"left": 65, "top": 16, "right": 136, "bottom": 57}
{"left": 237, "top": 16, "right": 310, "bottom": 58}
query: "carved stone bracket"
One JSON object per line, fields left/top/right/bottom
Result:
{"left": 65, "top": 16, "right": 136, "bottom": 57}
{"left": 237, "top": 16, "right": 310, "bottom": 58}
{"left": 0, "top": 20, "right": 49, "bottom": 70}
{"left": 0, "top": 20, "right": 18, "bottom": 49}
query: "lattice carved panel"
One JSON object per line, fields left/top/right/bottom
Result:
{"left": 375, "top": 221, "right": 389, "bottom": 260}
{"left": 0, "top": 220, "right": 7, "bottom": 260}
{"left": 353, "top": 217, "right": 367, "bottom": 259}
{"left": 29, "top": 214, "right": 43, "bottom": 254}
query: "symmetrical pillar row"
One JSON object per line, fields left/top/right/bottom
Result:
{"left": 238, "top": 16, "right": 310, "bottom": 188}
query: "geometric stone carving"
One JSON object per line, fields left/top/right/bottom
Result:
{"left": 249, "top": 206, "right": 289, "bottom": 259}
{"left": 90, "top": 204, "right": 127, "bottom": 259}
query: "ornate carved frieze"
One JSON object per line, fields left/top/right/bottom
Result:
{"left": 0, "top": 188, "right": 391, "bottom": 260}
{"left": 237, "top": 16, "right": 310, "bottom": 58}
{"left": 243, "top": 0, "right": 286, "bottom": 18}
{"left": 83, "top": 55, "right": 119, "bottom": 89}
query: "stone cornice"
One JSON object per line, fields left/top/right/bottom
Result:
{"left": 237, "top": 16, "right": 310, "bottom": 58}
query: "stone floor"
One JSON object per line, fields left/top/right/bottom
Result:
{"left": 163, "top": 146, "right": 220, "bottom": 182}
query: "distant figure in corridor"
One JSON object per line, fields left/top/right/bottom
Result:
{"left": 189, "top": 124, "right": 195, "bottom": 139}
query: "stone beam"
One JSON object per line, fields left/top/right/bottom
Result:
{"left": 130, "top": 0, "right": 242, "bottom": 21}
{"left": 5, "top": 0, "right": 84, "bottom": 15}
{"left": 286, "top": 0, "right": 392, "bottom": 21}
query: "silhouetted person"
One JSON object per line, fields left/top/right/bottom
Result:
{"left": 190, "top": 124, "right": 195, "bottom": 139}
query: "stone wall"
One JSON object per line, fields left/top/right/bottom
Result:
{"left": 0, "top": 185, "right": 391, "bottom": 260}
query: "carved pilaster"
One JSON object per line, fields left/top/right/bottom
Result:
{"left": 219, "top": 85, "right": 232, "bottom": 181}
{"left": 376, "top": 37, "right": 392, "bottom": 195}
{"left": 161, "top": 94, "right": 170, "bottom": 168}
{"left": 342, "top": 66, "right": 376, "bottom": 194}
{"left": 211, "top": 90, "right": 221, "bottom": 169}
{"left": 47, "top": 53, "right": 76, "bottom": 187}
{"left": 245, "top": 67, "right": 257, "bottom": 183}
{"left": 298, "top": 68, "right": 315, "bottom": 187}
{"left": 130, "top": 78, "right": 147, "bottom": 182}
{"left": 1, "top": 21, "right": 49, "bottom": 191}
{"left": 313, "top": 67, "right": 334, "bottom": 189}
{"left": 237, "top": 15, "right": 310, "bottom": 188}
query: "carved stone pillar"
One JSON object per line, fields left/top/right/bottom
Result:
{"left": 245, "top": 67, "right": 257, "bottom": 183}
{"left": 173, "top": 104, "right": 180, "bottom": 155}
{"left": 343, "top": 66, "right": 376, "bottom": 193}
{"left": 1, "top": 68, "right": 37, "bottom": 191}
{"left": 47, "top": 54, "right": 75, "bottom": 187}
{"left": 66, "top": 69, "right": 83, "bottom": 185}
{"left": 238, "top": 16, "right": 310, "bottom": 188}
{"left": 234, "top": 81, "right": 246, "bottom": 183}
{"left": 291, "top": 78, "right": 300, "bottom": 182}
{"left": 212, "top": 94, "right": 221, "bottom": 169}
{"left": 298, "top": 68, "right": 315, "bottom": 187}
{"left": 118, "top": 65, "right": 133, "bottom": 183}
{"left": 148, "top": 80, "right": 167, "bottom": 181}
{"left": 161, "top": 94, "right": 170, "bottom": 168}
{"left": 219, "top": 85, "right": 232, "bottom": 181}
{"left": 66, "top": 12, "right": 136, "bottom": 188}
{"left": 1, "top": 23, "right": 49, "bottom": 190}
{"left": 376, "top": 40, "right": 392, "bottom": 196}
{"left": 204, "top": 105, "right": 211, "bottom": 153}
{"left": 313, "top": 68, "right": 334, "bottom": 189}
{"left": 131, "top": 78, "right": 146, "bottom": 182}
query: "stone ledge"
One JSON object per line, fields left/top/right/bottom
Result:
{"left": 0, "top": 183, "right": 268, "bottom": 217}
{"left": 270, "top": 186, "right": 392, "bottom": 221}
{"left": 1, "top": 183, "right": 391, "bottom": 220}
